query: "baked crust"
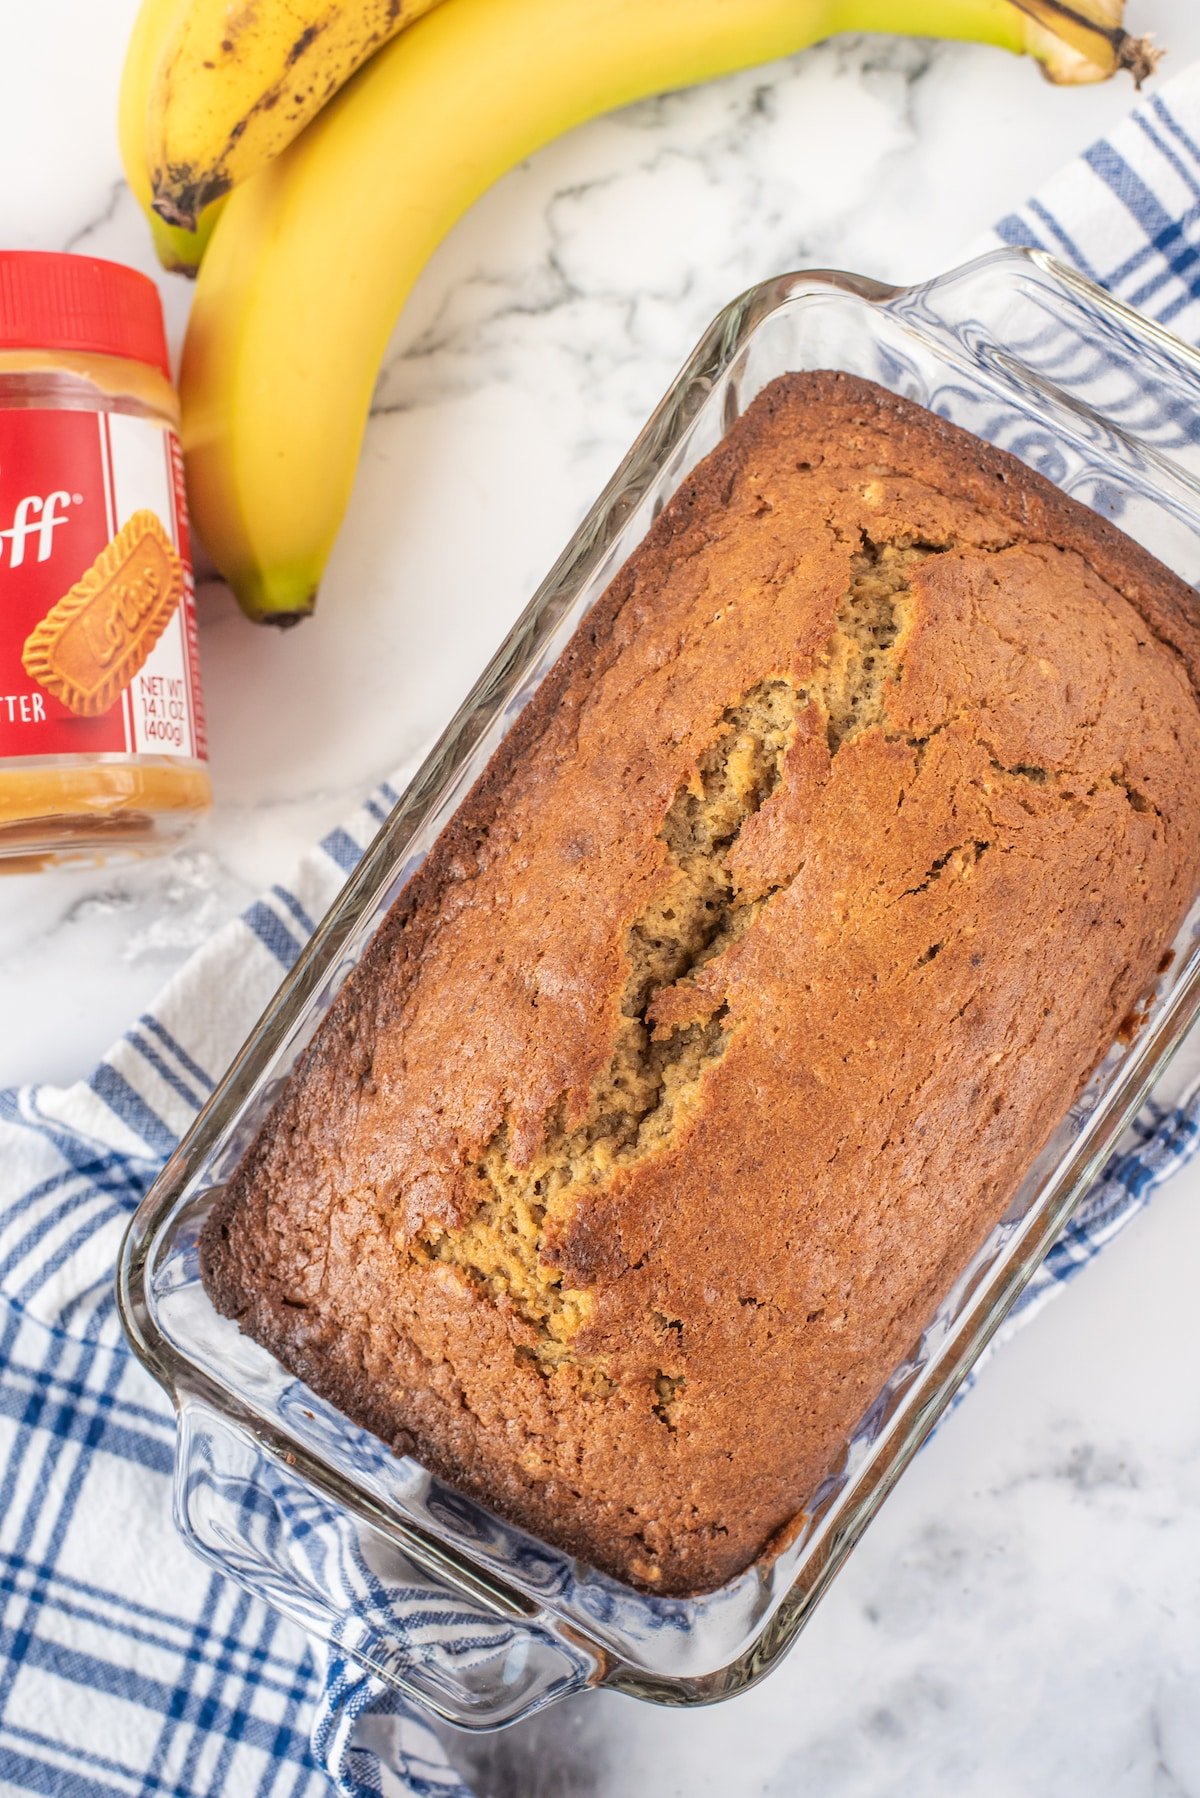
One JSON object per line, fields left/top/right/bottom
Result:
{"left": 202, "top": 373, "right": 1200, "bottom": 1594}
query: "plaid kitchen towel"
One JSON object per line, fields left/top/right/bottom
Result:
{"left": 4, "top": 60, "right": 1200, "bottom": 1798}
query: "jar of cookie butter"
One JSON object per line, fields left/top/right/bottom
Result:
{"left": 0, "top": 251, "right": 209, "bottom": 869}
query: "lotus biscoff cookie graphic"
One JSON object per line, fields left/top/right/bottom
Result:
{"left": 21, "top": 509, "right": 185, "bottom": 718}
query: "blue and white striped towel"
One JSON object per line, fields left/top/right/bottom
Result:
{"left": 3, "top": 61, "right": 1200, "bottom": 1798}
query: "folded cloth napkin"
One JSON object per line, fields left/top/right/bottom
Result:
{"left": 3, "top": 62, "right": 1200, "bottom": 1798}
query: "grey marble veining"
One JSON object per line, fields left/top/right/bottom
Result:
{"left": 2, "top": 5, "right": 1200, "bottom": 1793}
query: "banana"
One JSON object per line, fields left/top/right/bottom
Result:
{"left": 1010, "top": 0, "right": 1160, "bottom": 82}
{"left": 119, "top": 0, "right": 220, "bottom": 274}
{"left": 180, "top": 0, "right": 1152, "bottom": 624}
{"left": 148, "top": 0, "right": 448, "bottom": 230}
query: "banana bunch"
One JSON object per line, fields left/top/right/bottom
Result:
{"left": 121, "top": 0, "right": 1157, "bottom": 623}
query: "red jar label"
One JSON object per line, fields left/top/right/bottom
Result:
{"left": 0, "top": 407, "right": 206, "bottom": 760}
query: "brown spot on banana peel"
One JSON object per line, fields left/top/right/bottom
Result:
{"left": 285, "top": 21, "right": 325, "bottom": 69}
{"left": 261, "top": 606, "right": 314, "bottom": 629}
{"left": 1008, "top": 0, "right": 1164, "bottom": 86}
{"left": 153, "top": 23, "right": 332, "bottom": 228}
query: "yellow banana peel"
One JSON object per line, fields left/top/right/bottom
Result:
{"left": 148, "top": 0, "right": 449, "bottom": 231}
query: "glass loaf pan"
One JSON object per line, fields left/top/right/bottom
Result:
{"left": 118, "top": 249, "right": 1200, "bottom": 1732}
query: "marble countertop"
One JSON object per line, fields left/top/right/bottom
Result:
{"left": 3, "top": 4, "right": 1200, "bottom": 1793}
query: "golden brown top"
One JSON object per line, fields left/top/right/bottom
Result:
{"left": 205, "top": 373, "right": 1200, "bottom": 1593}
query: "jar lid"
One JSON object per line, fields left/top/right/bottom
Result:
{"left": 0, "top": 251, "right": 170, "bottom": 379}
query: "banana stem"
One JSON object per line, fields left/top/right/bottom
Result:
{"left": 823, "top": 0, "right": 1156, "bottom": 81}
{"left": 1008, "top": 0, "right": 1161, "bottom": 83}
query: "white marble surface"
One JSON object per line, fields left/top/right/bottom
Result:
{"left": 3, "top": 4, "right": 1200, "bottom": 1794}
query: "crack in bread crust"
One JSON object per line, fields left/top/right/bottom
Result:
{"left": 415, "top": 537, "right": 935, "bottom": 1358}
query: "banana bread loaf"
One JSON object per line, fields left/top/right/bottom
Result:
{"left": 203, "top": 372, "right": 1200, "bottom": 1595}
